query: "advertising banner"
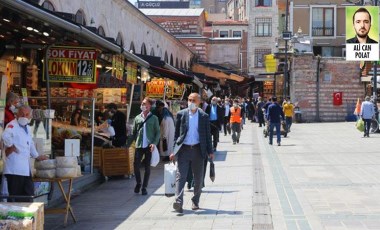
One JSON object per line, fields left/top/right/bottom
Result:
{"left": 44, "top": 46, "right": 97, "bottom": 83}
{"left": 127, "top": 62, "right": 138, "bottom": 84}
{"left": 146, "top": 78, "right": 174, "bottom": 98}
{"left": 112, "top": 54, "right": 124, "bottom": 80}
{"left": 346, "top": 6, "right": 379, "bottom": 61}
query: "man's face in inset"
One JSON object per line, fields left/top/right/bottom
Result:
{"left": 353, "top": 11, "right": 371, "bottom": 39}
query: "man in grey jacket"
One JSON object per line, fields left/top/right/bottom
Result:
{"left": 360, "top": 96, "right": 375, "bottom": 137}
{"left": 170, "top": 93, "right": 214, "bottom": 213}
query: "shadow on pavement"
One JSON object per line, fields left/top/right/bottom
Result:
{"left": 195, "top": 209, "right": 243, "bottom": 215}
{"left": 203, "top": 190, "right": 238, "bottom": 194}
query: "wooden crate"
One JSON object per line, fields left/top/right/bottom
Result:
{"left": 101, "top": 148, "right": 129, "bottom": 177}
{"left": 93, "top": 147, "right": 102, "bottom": 170}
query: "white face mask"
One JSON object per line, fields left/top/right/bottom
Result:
{"left": 188, "top": 102, "right": 197, "bottom": 110}
{"left": 140, "top": 105, "right": 147, "bottom": 112}
{"left": 10, "top": 105, "right": 17, "bottom": 113}
{"left": 18, "top": 117, "right": 30, "bottom": 126}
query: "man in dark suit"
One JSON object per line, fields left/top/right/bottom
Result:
{"left": 205, "top": 97, "right": 224, "bottom": 151}
{"left": 169, "top": 93, "right": 214, "bottom": 213}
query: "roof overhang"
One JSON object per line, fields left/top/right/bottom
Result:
{"left": 191, "top": 63, "right": 244, "bottom": 82}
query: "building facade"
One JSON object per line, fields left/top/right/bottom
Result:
{"left": 226, "top": 0, "right": 248, "bottom": 21}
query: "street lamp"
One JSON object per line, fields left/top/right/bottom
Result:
{"left": 282, "top": 0, "right": 290, "bottom": 100}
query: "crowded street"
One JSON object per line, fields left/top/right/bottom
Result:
{"left": 44, "top": 122, "right": 380, "bottom": 230}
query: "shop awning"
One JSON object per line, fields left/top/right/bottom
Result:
{"left": 192, "top": 63, "right": 245, "bottom": 82}
{"left": 150, "top": 65, "right": 193, "bottom": 84}
{"left": 0, "top": 0, "right": 149, "bottom": 68}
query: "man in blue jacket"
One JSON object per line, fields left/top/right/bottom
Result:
{"left": 266, "top": 97, "right": 285, "bottom": 146}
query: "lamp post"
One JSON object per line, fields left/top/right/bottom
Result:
{"left": 373, "top": 0, "right": 378, "bottom": 103}
{"left": 282, "top": 0, "right": 290, "bottom": 100}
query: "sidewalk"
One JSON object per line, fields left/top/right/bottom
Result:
{"left": 45, "top": 123, "right": 265, "bottom": 230}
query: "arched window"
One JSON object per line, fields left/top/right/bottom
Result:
{"left": 184, "top": 62, "right": 187, "bottom": 70}
{"left": 180, "top": 60, "right": 183, "bottom": 69}
{"left": 116, "top": 32, "right": 124, "bottom": 47}
{"left": 42, "top": 1, "right": 55, "bottom": 11}
{"left": 75, "top": 10, "right": 86, "bottom": 25}
{"left": 97, "top": 26, "right": 105, "bottom": 37}
{"left": 164, "top": 51, "right": 168, "bottom": 63}
{"left": 141, "top": 43, "right": 147, "bottom": 55}
{"left": 150, "top": 48, "right": 155, "bottom": 56}
{"left": 159, "top": 49, "right": 163, "bottom": 60}
{"left": 130, "top": 42, "right": 135, "bottom": 53}
{"left": 175, "top": 58, "right": 179, "bottom": 68}
{"left": 170, "top": 54, "right": 173, "bottom": 66}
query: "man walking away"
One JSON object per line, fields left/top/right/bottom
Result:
{"left": 256, "top": 97, "right": 265, "bottom": 127}
{"left": 170, "top": 93, "right": 214, "bottom": 213}
{"left": 283, "top": 97, "right": 294, "bottom": 132}
{"left": 223, "top": 98, "right": 231, "bottom": 136}
{"left": 267, "top": 97, "right": 285, "bottom": 146}
{"left": 360, "top": 96, "right": 375, "bottom": 137}
{"left": 126, "top": 97, "right": 160, "bottom": 195}
{"left": 230, "top": 99, "right": 242, "bottom": 145}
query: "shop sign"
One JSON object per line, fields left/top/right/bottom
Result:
{"left": 112, "top": 54, "right": 124, "bottom": 80}
{"left": 146, "top": 78, "right": 174, "bottom": 98}
{"left": 44, "top": 46, "right": 97, "bottom": 83}
{"left": 172, "top": 82, "right": 185, "bottom": 98}
{"left": 21, "top": 88, "right": 28, "bottom": 106}
{"left": 127, "top": 62, "right": 138, "bottom": 84}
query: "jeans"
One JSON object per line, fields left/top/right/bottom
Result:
{"left": 269, "top": 122, "right": 281, "bottom": 144}
{"left": 223, "top": 117, "right": 231, "bottom": 135}
{"left": 285, "top": 116, "right": 292, "bottom": 132}
{"left": 363, "top": 118, "right": 372, "bottom": 136}
{"left": 134, "top": 147, "right": 151, "bottom": 188}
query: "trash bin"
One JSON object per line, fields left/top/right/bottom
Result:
{"left": 294, "top": 106, "right": 302, "bottom": 123}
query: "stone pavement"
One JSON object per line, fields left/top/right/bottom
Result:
{"left": 45, "top": 121, "right": 380, "bottom": 230}
{"left": 45, "top": 121, "right": 266, "bottom": 230}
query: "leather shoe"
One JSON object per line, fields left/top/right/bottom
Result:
{"left": 191, "top": 203, "right": 200, "bottom": 210}
{"left": 134, "top": 184, "right": 141, "bottom": 193}
{"left": 141, "top": 188, "right": 147, "bottom": 195}
{"left": 173, "top": 202, "right": 183, "bottom": 213}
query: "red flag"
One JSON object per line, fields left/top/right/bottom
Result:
{"left": 333, "top": 92, "right": 343, "bottom": 106}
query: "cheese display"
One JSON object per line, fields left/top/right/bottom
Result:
{"left": 34, "top": 159, "right": 56, "bottom": 170}
{"left": 56, "top": 167, "right": 77, "bottom": 178}
{"left": 35, "top": 169, "right": 56, "bottom": 179}
{"left": 76, "top": 165, "right": 82, "bottom": 177}
{"left": 56, "top": 157, "right": 78, "bottom": 168}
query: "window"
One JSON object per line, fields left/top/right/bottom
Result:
{"left": 42, "top": 1, "right": 55, "bottom": 11}
{"left": 150, "top": 48, "right": 155, "bottom": 56}
{"left": 97, "top": 26, "right": 105, "bottom": 36}
{"left": 233, "top": 31, "right": 242, "bottom": 37}
{"left": 220, "top": 31, "right": 229, "bottom": 37}
{"left": 75, "top": 10, "right": 86, "bottom": 25}
{"left": 255, "top": 49, "right": 271, "bottom": 68}
{"left": 256, "top": 18, "right": 272, "bottom": 37}
{"left": 116, "top": 32, "right": 123, "bottom": 47}
{"left": 312, "top": 7, "right": 334, "bottom": 36}
{"left": 255, "top": 0, "right": 272, "bottom": 7}
{"left": 141, "top": 43, "right": 147, "bottom": 55}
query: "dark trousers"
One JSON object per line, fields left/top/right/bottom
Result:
{"left": 363, "top": 118, "right": 372, "bottom": 136}
{"left": 223, "top": 117, "right": 231, "bottom": 135}
{"left": 285, "top": 116, "right": 293, "bottom": 131}
{"left": 231, "top": 122, "right": 241, "bottom": 142}
{"left": 134, "top": 147, "right": 151, "bottom": 188}
{"left": 175, "top": 144, "right": 204, "bottom": 207}
{"left": 210, "top": 121, "right": 219, "bottom": 149}
{"left": 5, "top": 174, "right": 34, "bottom": 202}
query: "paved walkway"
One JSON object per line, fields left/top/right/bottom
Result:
{"left": 46, "top": 122, "right": 380, "bottom": 230}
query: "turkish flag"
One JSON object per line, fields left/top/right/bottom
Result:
{"left": 333, "top": 92, "right": 343, "bottom": 106}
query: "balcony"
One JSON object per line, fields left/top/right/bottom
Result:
{"left": 312, "top": 27, "right": 334, "bottom": 36}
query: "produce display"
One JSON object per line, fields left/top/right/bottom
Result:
{"left": 34, "top": 159, "right": 56, "bottom": 170}
{"left": 56, "top": 157, "right": 78, "bottom": 168}
{"left": 56, "top": 168, "right": 77, "bottom": 178}
{"left": 35, "top": 169, "right": 56, "bottom": 179}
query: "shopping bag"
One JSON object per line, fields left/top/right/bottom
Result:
{"left": 209, "top": 160, "right": 215, "bottom": 182}
{"left": 150, "top": 146, "right": 160, "bottom": 167}
{"left": 164, "top": 162, "right": 176, "bottom": 197}
{"left": 356, "top": 119, "right": 365, "bottom": 132}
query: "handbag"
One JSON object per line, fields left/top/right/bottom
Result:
{"left": 164, "top": 162, "right": 176, "bottom": 197}
{"left": 150, "top": 145, "right": 160, "bottom": 167}
{"left": 162, "top": 138, "right": 168, "bottom": 152}
{"left": 356, "top": 119, "right": 365, "bottom": 132}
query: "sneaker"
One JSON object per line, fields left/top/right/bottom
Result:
{"left": 191, "top": 203, "right": 200, "bottom": 210}
{"left": 173, "top": 203, "right": 183, "bottom": 213}
{"left": 141, "top": 188, "right": 147, "bottom": 195}
{"left": 237, "top": 139, "right": 239, "bottom": 143}
{"left": 278, "top": 142, "right": 281, "bottom": 146}
{"left": 269, "top": 142, "right": 273, "bottom": 145}
{"left": 134, "top": 184, "right": 141, "bottom": 193}
{"left": 233, "top": 142, "right": 236, "bottom": 145}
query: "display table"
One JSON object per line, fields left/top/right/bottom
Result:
{"left": 33, "top": 177, "right": 79, "bottom": 227}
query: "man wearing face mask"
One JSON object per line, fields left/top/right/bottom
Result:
{"left": 106, "top": 103, "right": 127, "bottom": 147}
{"left": 205, "top": 97, "right": 223, "bottom": 152}
{"left": 2, "top": 105, "right": 48, "bottom": 202}
{"left": 126, "top": 97, "right": 160, "bottom": 195}
{"left": 4, "top": 92, "right": 20, "bottom": 127}
{"left": 169, "top": 93, "right": 214, "bottom": 213}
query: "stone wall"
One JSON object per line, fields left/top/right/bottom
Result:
{"left": 290, "top": 54, "right": 363, "bottom": 122}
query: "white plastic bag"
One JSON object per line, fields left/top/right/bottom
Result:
{"left": 107, "top": 126, "right": 116, "bottom": 137}
{"left": 164, "top": 162, "right": 176, "bottom": 197}
{"left": 150, "top": 145, "right": 160, "bottom": 167}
